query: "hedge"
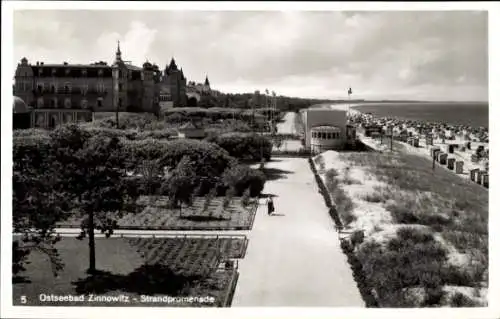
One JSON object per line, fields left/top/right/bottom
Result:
{"left": 206, "top": 132, "right": 272, "bottom": 161}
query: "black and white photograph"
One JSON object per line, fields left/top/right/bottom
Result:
{"left": 1, "top": 1, "right": 499, "bottom": 319}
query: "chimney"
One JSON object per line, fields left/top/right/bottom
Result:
{"left": 40, "top": 62, "right": 44, "bottom": 65}
{"left": 36, "top": 61, "right": 39, "bottom": 66}
{"left": 63, "top": 62, "right": 68, "bottom": 66}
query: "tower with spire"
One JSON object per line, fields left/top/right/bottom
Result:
{"left": 162, "top": 56, "right": 186, "bottom": 107}
{"left": 112, "top": 40, "right": 128, "bottom": 112}
{"left": 114, "top": 40, "right": 123, "bottom": 65}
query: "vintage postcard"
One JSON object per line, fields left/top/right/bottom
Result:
{"left": 1, "top": 1, "right": 498, "bottom": 319}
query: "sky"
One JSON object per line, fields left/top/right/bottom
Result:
{"left": 13, "top": 10, "right": 488, "bottom": 101}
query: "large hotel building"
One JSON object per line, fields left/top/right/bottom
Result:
{"left": 13, "top": 42, "right": 197, "bottom": 129}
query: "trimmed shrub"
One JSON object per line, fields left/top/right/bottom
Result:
{"left": 222, "top": 164, "right": 266, "bottom": 197}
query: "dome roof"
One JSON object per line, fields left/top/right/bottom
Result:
{"left": 13, "top": 96, "right": 30, "bottom": 114}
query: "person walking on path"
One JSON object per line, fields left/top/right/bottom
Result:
{"left": 267, "top": 197, "right": 274, "bottom": 215}
{"left": 267, "top": 196, "right": 275, "bottom": 215}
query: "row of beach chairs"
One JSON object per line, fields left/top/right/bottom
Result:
{"left": 430, "top": 147, "right": 488, "bottom": 188}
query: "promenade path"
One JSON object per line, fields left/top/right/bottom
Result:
{"left": 232, "top": 157, "right": 364, "bottom": 307}
{"left": 232, "top": 111, "right": 364, "bottom": 306}
{"left": 277, "top": 111, "right": 303, "bottom": 152}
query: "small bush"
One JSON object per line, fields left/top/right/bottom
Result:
{"left": 423, "top": 287, "right": 445, "bottom": 307}
{"left": 340, "top": 239, "right": 354, "bottom": 253}
{"left": 450, "top": 292, "right": 477, "bottom": 307}
{"left": 351, "top": 230, "right": 365, "bottom": 248}
{"left": 386, "top": 203, "right": 419, "bottom": 224}
{"left": 363, "top": 192, "right": 386, "bottom": 203}
{"left": 332, "top": 187, "right": 355, "bottom": 225}
{"left": 222, "top": 165, "right": 266, "bottom": 197}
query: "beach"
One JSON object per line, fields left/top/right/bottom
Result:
{"left": 345, "top": 106, "right": 489, "bottom": 185}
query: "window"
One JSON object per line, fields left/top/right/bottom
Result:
{"left": 51, "top": 98, "right": 57, "bottom": 108}
{"left": 82, "top": 69, "right": 87, "bottom": 77}
{"left": 64, "top": 83, "right": 71, "bottom": 93}
{"left": 81, "top": 99, "right": 88, "bottom": 109}
{"left": 37, "top": 82, "right": 44, "bottom": 92}
{"left": 97, "top": 83, "right": 105, "bottom": 93}
{"left": 37, "top": 97, "right": 44, "bottom": 108}
{"left": 118, "top": 98, "right": 123, "bottom": 108}
{"left": 64, "top": 98, "right": 71, "bottom": 108}
{"left": 65, "top": 69, "right": 71, "bottom": 76}
{"left": 51, "top": 69, "right": 56, "bottom": 76}
{"left": 51, "top": 84, "right": 56, "bottom": 93}
{"left": 119, "top": 70, "right": 123, "bottom": 78}
{"left": 97, "top": 98, "right": 103, "bottom": 107}
{"left": 98, "top": 69, "right": 103, "bottom": 77}
{"left": 81, "top": 84, "right": 88, "bottom": 95}
{"left": 118, "top": 83, "right": 123, "bottom": 92}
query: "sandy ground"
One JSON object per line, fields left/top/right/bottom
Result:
{"left": 312, "top": 149, "right": 488, "bottom": 304}
{"left": 232, "top": 157, "right": 365, "bottom": 307}
{"left": 315, "top": 151, "right": 394, "bottom": 238}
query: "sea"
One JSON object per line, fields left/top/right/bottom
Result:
{"left": 351, "top": 102, "right": 489, "bottom": 128}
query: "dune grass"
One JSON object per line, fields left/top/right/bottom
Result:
{"left": 335, "top": 150, "right": 488, "bottom": 307}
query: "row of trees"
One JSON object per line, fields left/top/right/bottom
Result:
{"left": 187, "top": 91, "right": 340, "bottom": 112}
{"left": 13, "top": 124, "right": 267, "bottom": 277}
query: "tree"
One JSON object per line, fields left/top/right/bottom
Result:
{"left": 139, "top": 159, "right": 162, "bottom": 206}
{"left": 223, "top": 187, "right": 235, "bottom": 211}
{"left": 160, "top": 156, "right": 196, "bottom": 217}
{"left": 241, "top": 187, "right": 251, "bottom": 207}
{"left": 13, "top": 135, "right": 68, "bottom": 278}
{"left": 50, "top": 125, "right": 139, "bottom": 275}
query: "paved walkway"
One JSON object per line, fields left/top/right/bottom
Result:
{"left": 232, "top": 157, "right": 365, "bottom": 307}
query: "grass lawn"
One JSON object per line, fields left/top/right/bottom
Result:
{"left": 13, "top": 236, "right": 245, "bottom": 307}
{"left": 314, "top": 148, "right": 488, "bottom": 307}
{"left": 56, "top": 196, "right": 258, "bottom": 231}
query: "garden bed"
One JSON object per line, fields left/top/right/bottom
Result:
{"left": 13, "top": 236, "right": 246, "bottom": 307}
{"left": 126, "top": 236, "right": 248, "bottom": 276}
{"left": 56, "top": 196, "right": 258, "bottom": 231}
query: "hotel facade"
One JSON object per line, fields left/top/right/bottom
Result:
{"left": 13, "top": 43, "right": 194, "bottom": 129}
